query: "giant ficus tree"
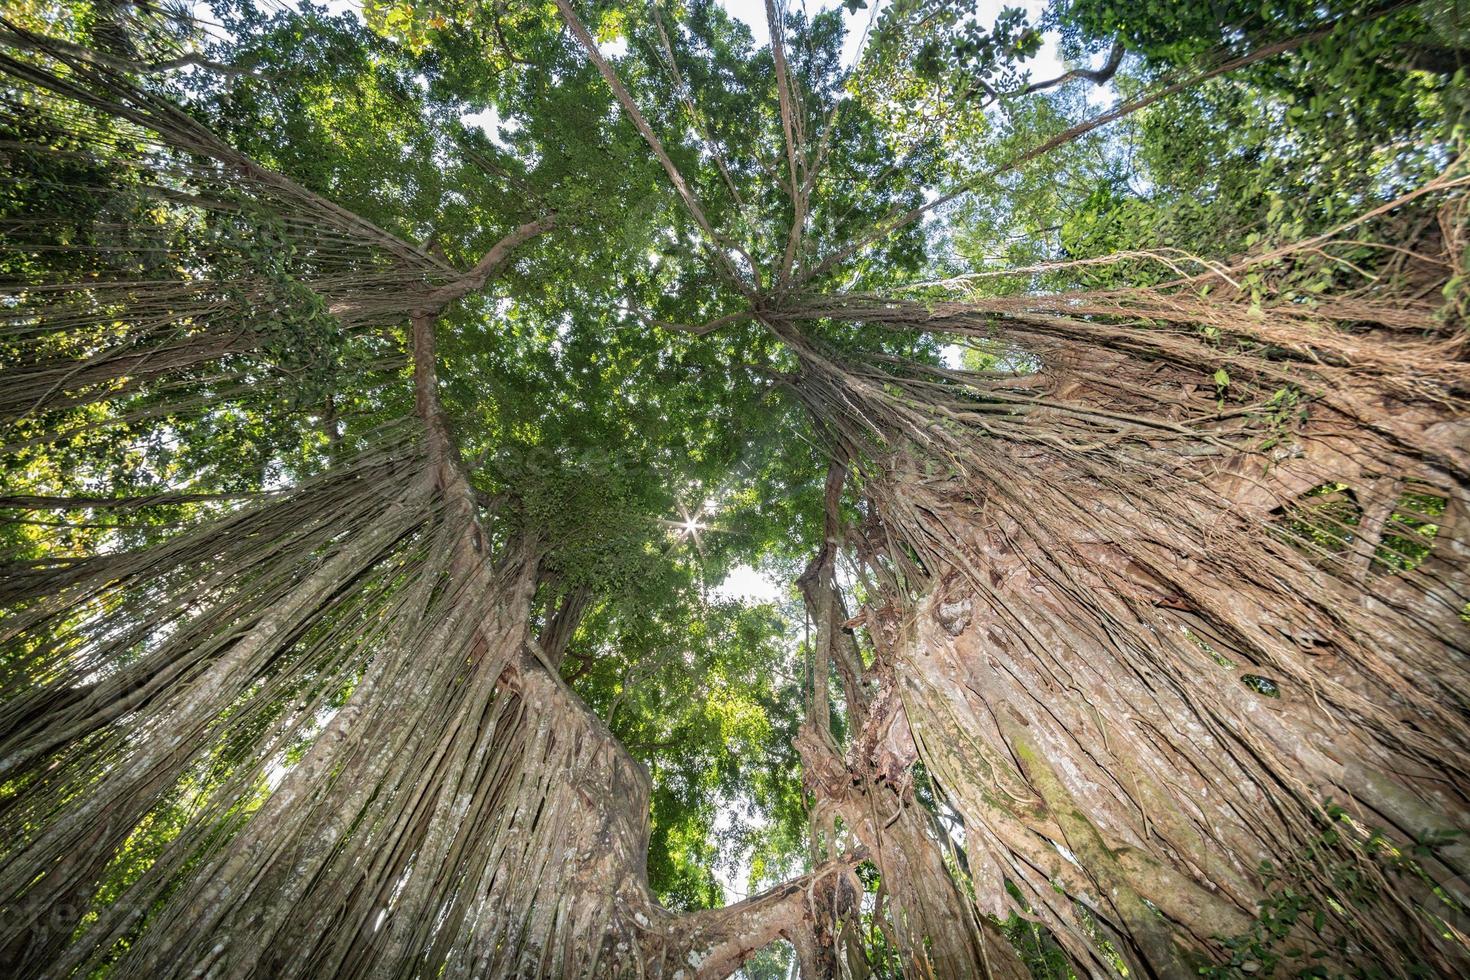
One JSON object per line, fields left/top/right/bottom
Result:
{"left": 1, "top": 0, "right": 1466, "bottom": 977}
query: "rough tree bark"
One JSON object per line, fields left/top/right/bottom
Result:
{"left": 771, "top": 210, "right": 1470, "bottom": 973}
{"left": 0, "top": 47, "right": 857, "bottom": 976}
{"left": 792, "top": 462, "right": 1031, "bottom": 979}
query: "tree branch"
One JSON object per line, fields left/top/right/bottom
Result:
{"left": 643, "top": 310, "right": 754, "bottom": 335}
{"left": 650, "top": 4, "right": 750, "bottom": 212}
{"left": 1016, "top": 41, "right": 1124, "bottom": 95}
{"left": 414, "top": 215, "right": 556, "bottom": 314}
{"left": 0, "top": 23, "right": 276, "bottom": 80}
{"left": 665, "top": 853, "right": 864, "bottom": 979}
{"left": 766, "top": 0, "right": 807, "bottom": 288}
{"left": 0, "top": 491, "right": 276, "bottom": 510}
{"left": 793, "top": 8, "right": 1406, "bottom": 288}
{"left": 552, "top": 0, "right": 760, "bottom": 295}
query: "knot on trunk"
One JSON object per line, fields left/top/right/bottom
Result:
{"left": 935, "top": 596, "right": 972, "bottom": 636}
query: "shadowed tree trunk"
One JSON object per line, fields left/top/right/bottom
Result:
{"left": 793, "top": 462, "right": 1030, "bottom": 979}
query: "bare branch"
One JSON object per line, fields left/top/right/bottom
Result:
{"left": 0, "top": 491, "right": 277, "bottom": 510}
{"left": 552, "top": 0, "right": 761, "bottom": 295}
{"left": 766, "top": 0, "right": 807, "bottom": 287}
{"left": 650, "top": 5, "right": 749, "bottom": 212}
{"left": 413, "top": 215, "right": 557, "bottom": 314}
{"left": 0, "top": 17, "right": 275, "bottom": 79}
{"left": 646, "top": 310, "right": 754, "bottom": 335}
{"left": 1014, "top": 41, "right": 1125, "bottom": 96}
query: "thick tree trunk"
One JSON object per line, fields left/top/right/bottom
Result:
{"left": 816, "top": 368, "right": 1469, "bottom": 976}
{"left": 774, "top": 236, "right": 1470, "bottom": 973}
{"left": 792, "top": 468, "right": 1030, "bottom": 979}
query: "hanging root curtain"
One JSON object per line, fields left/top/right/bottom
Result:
{"left": 766, "top": 170, "right": 1470, "bottom": 977}
{"left": 0, "top": 35, "right": 854, "bottom": 979}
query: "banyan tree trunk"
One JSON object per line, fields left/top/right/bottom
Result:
{"left": 772, "top": 183, "right": 1470, "bottom": 975}
{"left": 876, "top": 447, "right": 1469, "bottom": 974}
{"left": 798, "top": 347, "right": 1468, "bottom": 975}
{"left": 0, "top": 299, "right": 854, "bottom": 978}
{"left": 792, "top": 465, "right": 1030, "bottom": 979}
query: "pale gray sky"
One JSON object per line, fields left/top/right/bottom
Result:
{"left": 714, "top": 0, "right": 1068, "bottom": 80}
